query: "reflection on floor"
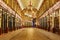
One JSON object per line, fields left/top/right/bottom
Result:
{"left": 10, "top": 28, "right": 60, "bottom": 40}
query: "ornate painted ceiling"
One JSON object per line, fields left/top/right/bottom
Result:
{"left": 17, "top": 0, "right": 44, "bottom": 21}
{"left": 2, "top": 0, "right": 59, "bottom": 22}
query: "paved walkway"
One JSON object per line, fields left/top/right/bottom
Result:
{"left": 0, "top": 28, "right": 60, "bottom": 40}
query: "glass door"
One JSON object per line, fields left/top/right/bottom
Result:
{"left": 0, "top": 6, "right": 2, "bottom": 34}
{"left": 8, "top": 14, "right": 13, "bottom": 31}
{"left": 53, "top": 10, "right": 59, "bottom": 33}
{"left": 12, "top": 15, "right": 15, "bottom": 30}
{"left": 3, "top": 9, "right": 8, "bottom": 33}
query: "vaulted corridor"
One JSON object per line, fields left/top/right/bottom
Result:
{"left": 0, "top": 0, "right": 60, "bottom": 40}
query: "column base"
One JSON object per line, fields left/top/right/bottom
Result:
{"left": 13, "top": 27, "right": 16, "bottom": 31}
{"left": 4, "top": 27, "right": 8, "bottom": 33}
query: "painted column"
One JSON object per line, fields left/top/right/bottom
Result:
{"left": 0, "top": 6, "right": 2, "bottom": 35}
{"left": 50, "top": 12, "right": 55, "bottom": 31}
{"left": 47, "top": 14, "right": 50, "bottom": 31}
{"left": 12, "top": 15, "right": 16, "bottom": 30}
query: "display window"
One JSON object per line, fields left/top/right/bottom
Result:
{"left": 8, "top": 14, "right": 13, "bottom": 31}
{"left": 12, "top": 15, "right": 15, "bottom": 30}
{"left": 2, "top": 9, "right": 8, "bottom": 33}
{"left": 54, "top": 9, "right": 59, "bottom": 28}
{"left": 0, "top": 6, "right": 2, "bottom": 28}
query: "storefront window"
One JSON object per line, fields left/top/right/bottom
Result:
{"left": 8, "top": 13, "right": 12, "bottom": 31}
{"left": 2, "top": 9, "right": 8, "bottom": 33}
{"left": 54, "top": 9, "right": 59, "bottom": 30}
{"left": 12, "top": 15, "right": 15, "bottom": 30}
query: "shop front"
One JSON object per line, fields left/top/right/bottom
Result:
{"left": 0, "top": 6, "right": 2, "bottom": 34}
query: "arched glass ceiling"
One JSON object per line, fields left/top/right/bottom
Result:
{"left": 17, "top": 0, "right": 44, "bottom": 10}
